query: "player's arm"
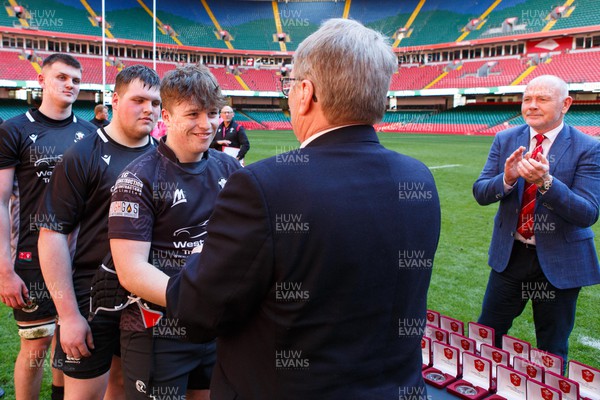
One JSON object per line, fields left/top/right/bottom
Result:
{"left": 110, "top": 239, "right": 168, "bottom": 306}
{"left": 0, "top": 167, "right": 28, "bottom": 309}
{"left": 38, "top": 228, "right": 94, "bottom": 358}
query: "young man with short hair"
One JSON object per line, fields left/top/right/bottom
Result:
{"left": 0, "top": 53, "right": 96, "bottom": 400}
{"left": 109, "top": 64, "right": 241, "bottom": 400}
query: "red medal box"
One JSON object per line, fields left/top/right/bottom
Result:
{"left": 426, "top": 309, "right": 441, "bottom": 327}
{"left": 422, "top": 336, "right": 432, "bottom": 370}
{"left": 527, "top": 378, "right": 562, "bottom": 400}
{"left": 546, "top": 370, "right": 580, "bottom": 400}
{"left": 468, "top": 322, "right": 495, "bottom": 352}
{"left": 441, "top": 315, "right": 464, "bottom": 335}
{"left": 450, "top": 332, "right": 476, "bottom": 363}
{"left": 447, "top": 352, "right": 492, "bottom": 400}
{"left": 487, "top": 365, "right": 528, "bottom": 400}
{"left": 513, "top": 355, "right": 545, "bottom": 383}
{"left": 530, "top": 349, "right": 563, "bottom": 376}
{"left": 481, "top": 343, "right": 510, "bottom": 389}
{"left": 568, "top": 360, "right": 600, "bottom": 400}
{"left": 422, "top": 341, "right": 460, "bottom": 389}
{"left": 502, "top": 335, "right": 531, "bottom": 365}
{"left": 425, "top": 324, "right": 450, "bottom": 344}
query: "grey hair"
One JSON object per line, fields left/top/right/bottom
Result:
{"left": 526, "top": 75, "right": 569, "bottom": 100}
{"left": 293, "top": 18, "right": 397, "bottom": 125}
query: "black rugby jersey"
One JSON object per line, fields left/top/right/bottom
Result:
{"left": 108, "top": 138, "right": 241, "bottom": 331}
{"left": 37, "top": 129, "right": 157, "bottom": 303}
{"left": 0, "top": 109, "right": 95, "bottom": 269}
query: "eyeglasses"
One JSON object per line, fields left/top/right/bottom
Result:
{"left": 280, "top": 77, "right": 318, "bottom": 102}
{"left": 280, "top": 77, "right": 299, "bottom": 98}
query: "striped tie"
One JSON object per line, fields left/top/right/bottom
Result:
{"left": 516, "top": 134, "right": 545, "bottom": 239}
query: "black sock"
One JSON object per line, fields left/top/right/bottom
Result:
{"left": 51, "top": 384, "right": 64, "bottom": 400}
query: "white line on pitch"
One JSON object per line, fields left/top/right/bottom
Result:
{"left": 578, "top": 335, "right": 600, "bottom": 351}
{"left": 429, "top": 164, "right": 462, "bottom": 170}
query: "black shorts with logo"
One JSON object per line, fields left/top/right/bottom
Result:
{"left": 120, "top": 328, "right": 216, "bottom": 399}
{"left": 13, "top": 267, "right": 56, "bottom": 324}
{"left": 54, "top": 311, "right": 121, "bottom": 379}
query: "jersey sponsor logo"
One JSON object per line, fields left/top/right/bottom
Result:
{"left": 172, "top": 221, "right": 208, "bottom": 249}
{"left": 109, "top": 201, "right": 139, "bottom": 218}
{"left": 18, "top": 251, "right": 32, "bottom": 261}
{"left": 218, "top": 177, "right": 227, "bottom": 189}
{"left": 114, "top": 172, "right": 143, "bottom": 195}
{"left": 33, "top": 154, "right": 62, "bottom": 167}
{"left": 29, "top": 134, "right": 38, "bottom": 143}
{"left": 171, "top": 189, "right": 187, "bottom": 207}
{"left": 101, "top": 154, "right": 111, "bottom": 165}
{"left": 74, "top": 131, "right": 85, "bottom": 142}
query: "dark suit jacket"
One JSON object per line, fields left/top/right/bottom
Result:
{"left": 167, "top": 125, "right": 441, "bottom": 399}
{"left": 211, "top": 120, "right": 250, "bottom": 160}
{"left": 473, "top": 124, "right": 600, "bottom": 289}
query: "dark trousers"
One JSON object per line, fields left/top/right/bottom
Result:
{"left": 478, "top": 241, "right": 580, "bottom": 365}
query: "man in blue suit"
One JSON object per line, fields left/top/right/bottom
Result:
{"left": 123, "top": 18, "right": 441, "bottom": 399}
{"left": 474, "top": 75, "right": 600, "bottom": 363}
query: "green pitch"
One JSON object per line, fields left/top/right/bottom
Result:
{"left": 1, "top": 131, "right": 598, "bottom": 397}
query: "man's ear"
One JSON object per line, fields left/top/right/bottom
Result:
{"left": 111, "top": 92, "right": 119, "bottom": 111}
{"left": 297, "top": 79, "right": 316, "bottom": 116}
{"left": 562, "top": 96, "right": 573, "bottom": 114}
{"left": 161, "top": 108, "right": 170, "bottom": 124}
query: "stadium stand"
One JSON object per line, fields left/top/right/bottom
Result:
{"left": 0, "top": 0, "right": 598, "bottom": 136}
{"left": 244, "top": 110, "right": 292, "bottom": 131}
{"left": 233, "top": 110, "right": 266, "bottom": 130}
{"left": 239, "top": 68, "right": 279, "bottom": 92}
{"left": 550, "top": 0, "right": 600, "bottom": 31}
{"left": 522, "top": 50, "right": 600, "bottom": 84}
{"left": 392, "top": 64, "right": 445, "bottom": 91}
{"left": 0, "top": 50, "right": 39, "bottom": 81}
{"left": 275, "top": 1, "right": 344, "bottom": 51}
{"left": 208, "top": 66, "right": 246, "bottom": 91}
{"left": 206, "top": 1, "right": 279, "bottom": 51}
{"left": 432, "top": 58, "right": 527, "bottom": 89}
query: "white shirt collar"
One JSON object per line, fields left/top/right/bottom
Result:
{"left": 300, "top": 124, "right": 358, "bottom": 148}
{"left": 529, "top": 121, "right": 563, "bottom": 145}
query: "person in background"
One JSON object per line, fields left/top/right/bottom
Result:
{"left": 0, "top": 53, "right": 96, "bottom": 400}
{"left": 210, "top": 106, "right": 250, "bottom": 163}
{"left": 38, "top": 65, "right": 161, "bottom": 400}
{"left": 473, "top": 75, "right": 600, "bottom": 364}
{"left": 90, "top": 104, "right": 110, "bottom": 129}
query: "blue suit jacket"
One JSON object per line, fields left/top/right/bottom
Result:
{"left": 166, "top": 125, "right": 441, "bottom": 399}
{"left": 473, "top": 124, "right": 600, "bottom": 289}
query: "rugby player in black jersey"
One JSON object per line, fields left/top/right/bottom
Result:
{"left": 0, "top": 53, "right": 95, "bottom": 400}
{"left": 108, "top": 64, "right": 241, "bottom": 400}
{"left": 38, "top": 65, "right": 161, "bottom": 400}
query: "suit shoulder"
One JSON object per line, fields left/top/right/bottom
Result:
{"left": 568, "top": 125, "right": 600, "bottom": 143}
{"left": 496, "top": 124, "right": 527, "bottom": 138}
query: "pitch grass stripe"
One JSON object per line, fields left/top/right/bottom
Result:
{"left": 429, "top": 164, "right": 462, "bottom": 170}
{"left": 579, "top": 334, "right": 600, "bottom": 351}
